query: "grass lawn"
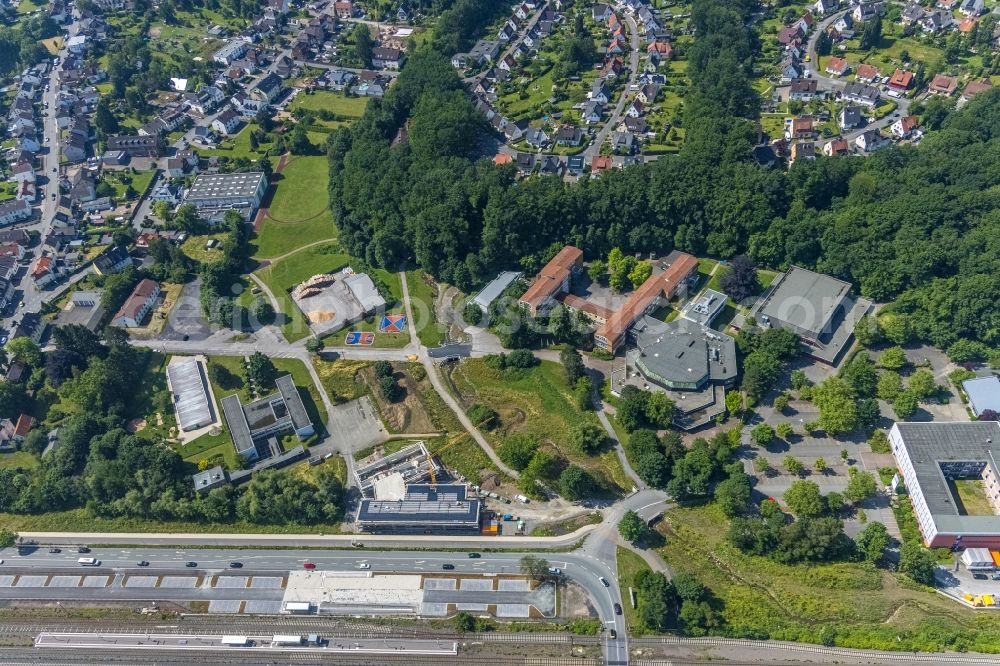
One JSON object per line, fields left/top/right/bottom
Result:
{"left": 659, "top": 503, "right": 1000, "bottom": 652}
{"left": 16, "top": 0, "right": 40, "bottom": 13}
{"left": 757, "top": 269, "right": 779, "bottom": 289}
{"left": 251, "top": 155, "right": 338, "bottom": 260}
{"left": 312, "top": 358, "right": 371, "bottom": 404}
{"left": 289, "top": 90, "right": 369, "bottom": 118}
{"left": 447, "top": 359, "right": 630, "bottom": 493}
{"left": 40, "top": 36, "right": 63, "bottom": 54}
{"left": 254, "top": 242, "right": 352, "bottom": 342}
{"left": 616, "top": 546, "right": 652, "bottom": 635}
{"left": 405, "top": 271, "right": 445, "bottom": 348}
{"left": 950, "top": 479, "right": 994, "bottom": 516}
{"left": 196, "top": 123, "right": 271, "bottom": 161}
{"left": 0, "top": 451, "right": 39, "bottom": 469}
{"left": 760, "top": 113, "right": 786, "bottom": 140}
{"left": 180, "top": 232, "right": 228, "bottom": 263}
{"left": 0, "top": 508, "right": 341, "bottom": 534}
{"left": 252, "top": 214, "right": 338, "bottom": 259}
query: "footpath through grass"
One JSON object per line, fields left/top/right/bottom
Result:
{"left": 659, "top": 503, "right": 1000, "bottom": 652}
{"left": 406, "top": 270, "right": 446, "bottom": 348}
{"left": 447, "top": 359, "right": 630, "bottom": 492}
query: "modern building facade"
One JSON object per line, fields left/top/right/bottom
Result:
{"left": 221, "top": 374, "right": 314, "bottom": 461}
{"left": 890, "top": 421, "right": 1000, "bottom": 548}
{"left": 183, "top": 171, "right": 268, "bottom": 221}
{"left": 357, "top": 484, "right": 482, "bottom": 535}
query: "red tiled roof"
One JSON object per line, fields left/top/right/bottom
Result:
{"left": 856, "top": 63, "right": 879, "bottom": 80}
{"left": 518, "top": 246, "right": 583, "bottom": 311}
{"left": 594, "top": 252, "right": 698, "bottom": 349}
{"left": 493, "top": 153, "right": 513, "bottom": 165}
{"left": 889, "top": 69, "right": 914, "bottom": 89}
{"left": 591, "top": 155, "right": 613, "bottom": 173}
{"left": 963, "top": 78, "right": 993, "bottom": 98}
{"left": 14, "top": 414, "right": 32, "bottom": 437}
{"left": 825, "top": 57, "right": 848, "bottom": 73}
{"left": 558, "top": 293, "right": 615, "bottom": 321}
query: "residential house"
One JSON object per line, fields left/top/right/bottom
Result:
{"left": 928, "top": 73, "right": 958, "bottom": 96}
{"left": 93, "top": 245, "right": 133, "bottom": 276}
{"left": 30, "top": 255, "right": 56, "bottom": 286}
{"left": 250, "top": 73, "right": 285, "bottom": 104}
{"left": 891, "top": 115, "right": 921, "bottom": 138}
{"left": 106, "top": 134, "right": 162, "bottom": 158}
{"left": 777, "top": 25, "right": 804, "bottom": 46}
{"left": 856, "top": 129, "right": 889, "bottom": 152}
{"left": 785, "top": 116, "right": 815, "bottom": 140}
{"left": 960, "top": 0, "right": 984, "bottom": 16}
{"left": 112, "top": 279, "right": 160, "bottom": 328}
{"left": 789, "top": 78, "right": 818, "bottom": 101}
{"left": 838, "top": 106, "right": 865, "bottom": 130}
{"left": 372, "top": 47, "right": 404, "bottom": 70}
{"left": 647, "top": 40, "right": 673, "bottom": 62}
{"left": 625, "top": 100, "right": 645, "bottom": 118}
{"left": 325, "top": 69, "right": 356, "bottom": 91}
{"left": 0, "top": 256, "right": 19, "bottom": 281}
{"left": 591, "top": 80, "right": 612, "bottom": 105}
{"left": 592, "top": 3, "right": 612, "bottom": 22}
{"left": 611, "top": 131, "right": 636, "bottom": 154}
{"left": 211, "top": 107, "right": 242, "bottom": 135}
{"left": 497, "top": 23, "right": 516, "bottom": 42}
{"left": 214, "top": 39, "right": 249, "bottom": 66}
{"left": 901, "top": 3, "right": 925, "bottom": 25}
{"left": 498, "top": 54, "right": 517, "bottom": 73}
{"left": 538, "top": 156, "right": 563, "bottom": 176}
{"left": 921, "top": 10, "right": 954, "bottom": 32}
{"left": 0, "top": 199, "right": 32, "bottom": 227}
{"left": 583, "top": 102, "right": 604, "bottom": 124}
{"left": 789, "top": 141, "right": 816, "bottom": 164}
{"left": 525, "top": 127, "right": 550, "bottom": 149}
{"left": 150, "top": 184, "right": 183, "bottom": 204}
{"left": 515, "top": 152, "right": 535, "bottom": 174}
{"left": 843, "top": 81, "right": 880, "bottom": 106}
{"left": 555, "top": 126, "right": 583, "bottom": 147}
{"left": 855, "top": 63, "right": 880, "bottom": 83}
{"left": 814, "top": 0, "right": 838, "bottom": 15}
{"left": 619, "top": 116, "right": 650, "bottom": 135}
{"left": 780, "top": 55, "right": 801, "bottom": 83}
{"left": 591, "top": 155, "right": 613, "bottom": 176}
{"left": 888, "top": 68, "right": 914, "bottom": 92}
{"left": 10, "top": 162, "right": 35, "bottom": 184}
{"left": 960, "top": 78, "right": 993, "bottom": 104}
{"left": 638, "top": 84, "right": 661, "bottom": 105}
{"left": 833, "top": 13, "right": 855, "bottom": 36}
{"left": 854, "top": 1, "right": 882, "bottom": 22}
{"left": 333, "top": 1, "right": 354, "bottom": 18}
{"left": 825, "top": 56, "right": 850, "bottom": 77}
{"left": 165, "top": 158, "right": 186, "bottom": 178}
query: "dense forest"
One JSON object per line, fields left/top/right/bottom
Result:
{"left": 328, "top": 0, "right": 999, "bottom": 352}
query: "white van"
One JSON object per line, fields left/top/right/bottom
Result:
{"left": 77, "top": 557, "right": 100, "bottom": 566}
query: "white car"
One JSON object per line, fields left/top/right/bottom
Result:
{"left": 357, "top": 562, "right": 371, "bottom": 569}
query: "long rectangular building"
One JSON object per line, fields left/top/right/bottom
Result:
{"left": 357, "top": 484, "right": 481, "bottom": 535}
{"left": 890, "top": 421, "right": 1000, "bottom": 548}
{"left": 518, "top": 246, "right": 583, "bottom": 316}
{"left": 183, "top": 172, "right": 268, "bottom": 221}
{"left": 221, "top": 374, "right": 314, "bottom": 462}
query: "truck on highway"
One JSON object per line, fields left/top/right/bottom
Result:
{"left": 221, "top": 636, "right": 249, "bottom": 647}
{"left": 77, "top": 557, "right": 100, "bottom": 566}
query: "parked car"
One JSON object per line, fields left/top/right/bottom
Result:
{"left": 548, "top": 567, "right": 562, "bottom": 575}
{"left": 974, "top": 573, "right": 988, "bottom": 580}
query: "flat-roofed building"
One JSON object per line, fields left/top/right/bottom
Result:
{"left": 963, "top": 376, "right": 1000, "bottom": 418}
{"left": 166, "top": 357, "right": 215, "bottom": 432}
{"left": 183, "top": 171, "right": 267, "bottom": 221}
{"left": 221, "top": 374, "right": 314, "bottom": 462}
{"left": 747, "top": 265, "right": 871, "bottom": 366}
{"left": 354, "top": 442, "right": 439, "bottom": 497}
{"left": 890, "top": 421, "right": 1000, "bottom": 549}
{"left": 472, "top": 271, "right": 521, "bottom": 313}
{"left": 357, "top": 483, "right": 482, "bottom": 535}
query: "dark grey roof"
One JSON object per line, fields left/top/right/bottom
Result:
{"left": 893, "top": 422, "right": 1000, "bottom": 535}
{"left": 357, "top": 484, "right": 481, "bottom": 526}
{"left": 755, "top": 266, "right": 851, "bottom": 337}
{"left": 631, "top": 315, "right": 737, "bottom": 388}
{"left": 275, "top": 374, "right": 311, "bottom": 431}
{"left": 221, "top": 394, "right": 254, "bottom": 456}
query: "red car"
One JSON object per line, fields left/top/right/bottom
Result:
{"left": 303, "top": 562, "right": 316, "bottom": 570}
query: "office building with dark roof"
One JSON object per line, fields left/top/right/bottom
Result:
{"left": 747, "top": 265, "right": 872, "bottom": 366}
{"left": 221, "top": 374, "right": 314, "bottom": 461}
{"left": 357, "top": 484, "right": 482, "bottom": 535}
{"left": 890, "top": 421, "right": 1000, "bottom": 548}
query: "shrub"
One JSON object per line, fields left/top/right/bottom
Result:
{"left": 373, "top": 360, "right": 393, "bottom": 378}
{"left": 379, "top": 375, "right": 403, "bottom": 402}
{"left": 466, "top": 403, "right": 497, "bottom": 429}
{"left": 751, "top": 423, "right": 775, "bottom": 446}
